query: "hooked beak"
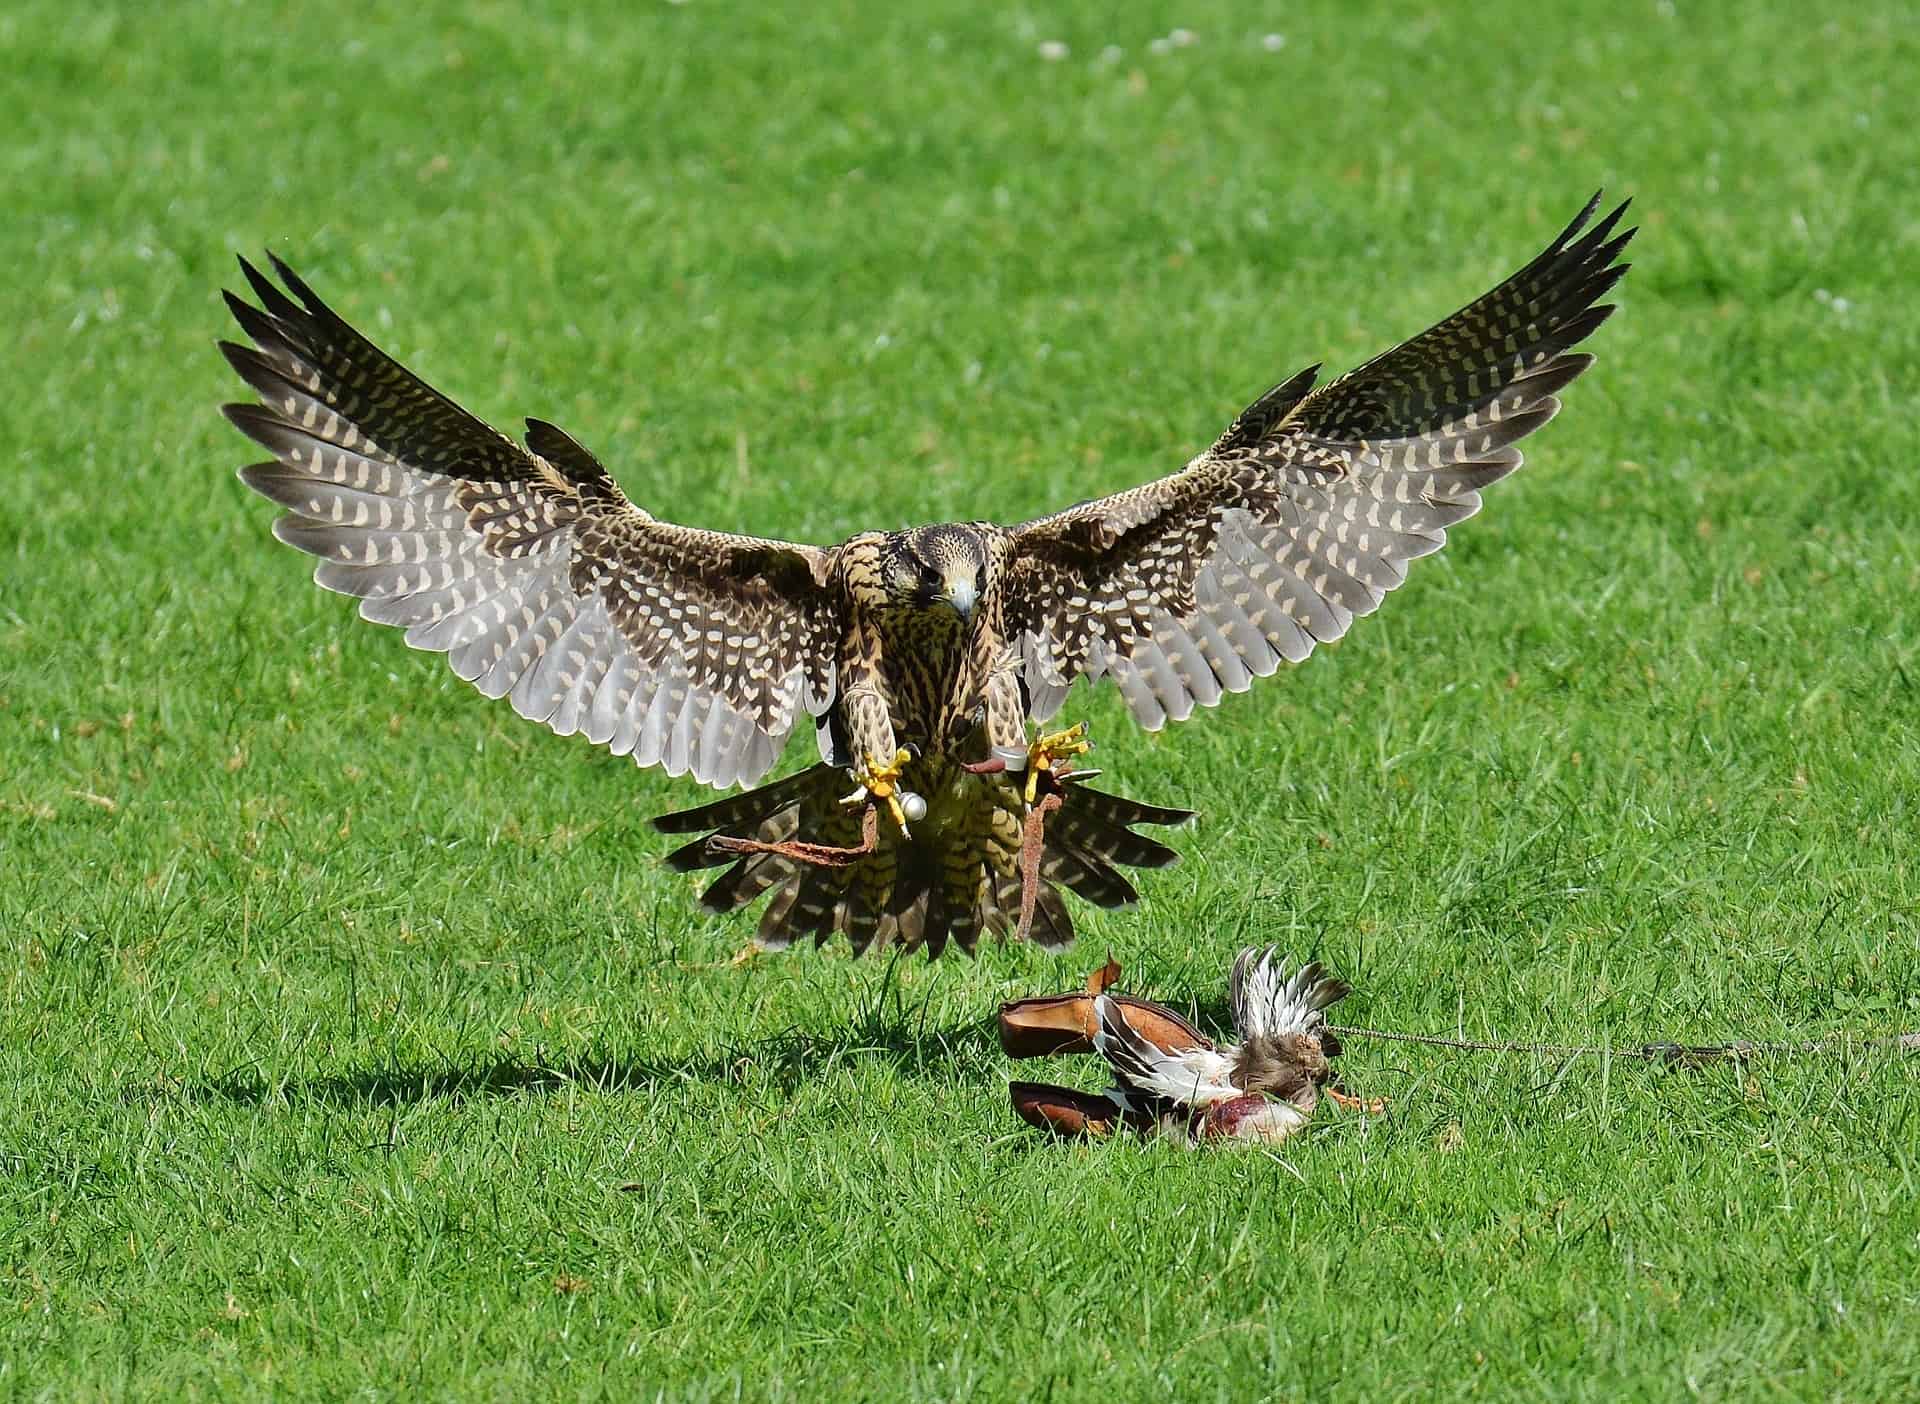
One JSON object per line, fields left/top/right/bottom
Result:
{"left": 943, "top": 573, "right": 978, "bottom": 622}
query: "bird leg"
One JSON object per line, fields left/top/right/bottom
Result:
{"left": 841, "top": 747, "right": 918, "bottom": 837}
{"left": 1022, "top": 721, "right": 1092, "bottom": 805}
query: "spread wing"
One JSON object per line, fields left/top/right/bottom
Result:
{"left": 1003, "top": 194, "right": 1634, "bottom": 727}
{"left": 222, "top": 256, "right": 839, "bottom": 790}
{"left": 1092, "top": 995, "right": 1241, "bottom": 1107}
{"left": 1228, "top": 948, "right": 1349, "bottom": 1042}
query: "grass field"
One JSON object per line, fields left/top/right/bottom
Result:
{"left": 5, "top": 2, "right": 1919, "bottom": 1398}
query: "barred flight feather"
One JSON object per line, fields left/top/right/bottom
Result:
{"left": 223, "top": 255, "right": 837, "bottom": 789}
{"left": 1006, "top": 193, "right": 1633, "bottom": 729}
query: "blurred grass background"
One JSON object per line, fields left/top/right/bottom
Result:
{"left": 3, "top": 2, "right": 1917, "bottom": 1398}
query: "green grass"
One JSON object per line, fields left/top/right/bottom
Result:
{"left": 5, "top": 1, "right": 1919, "bottom": 1398}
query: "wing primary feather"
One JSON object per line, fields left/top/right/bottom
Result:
{"left": 1002, "top": 196, "right": 1632, "bottom": 732}
{"left": 223, "top": 256, "right": 838, "bottom": 792}
{"left": 1230, "top": 946, "right": 1352, "bottom": 1039}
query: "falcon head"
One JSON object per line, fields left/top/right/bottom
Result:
{"left": 869, "top": 524, "right": 987, "bottom": 621}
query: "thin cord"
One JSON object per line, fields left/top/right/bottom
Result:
{"left": 1325, "top": 1025, "right": 1920, "bottom": 1065}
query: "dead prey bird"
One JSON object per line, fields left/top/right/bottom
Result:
{"left": 1006, "top": 948, "right": 1372, "bottom": 1145}
{"left": 221, "top": 196, "right": 1631, "bottom": 956}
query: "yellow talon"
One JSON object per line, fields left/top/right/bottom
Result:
{"left": 1025, "top": 722, "right": 1092, "bottom": 805}
{"left": 849, "top": 747, "right": 915, "bottom": 834}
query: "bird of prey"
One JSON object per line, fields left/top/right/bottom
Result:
{"left": 221, "top": 194, "right": 1632, "bottom": 957}
{"left": 1005, "top": 947, "right": 1365, "bottom": 1145}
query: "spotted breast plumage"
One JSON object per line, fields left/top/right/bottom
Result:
{"left": 222, "top": 194, "right": 1632, "bottom": 957}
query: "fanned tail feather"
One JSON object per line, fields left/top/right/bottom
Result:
{"left": 651, "top": 767, "right": 829, "bottom": 836}
{"left": 650, "top": 765, "right": 1191, "bottom": 957}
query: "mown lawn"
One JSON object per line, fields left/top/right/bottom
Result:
{"left": 4, "top": 2, "right": 1918, "bottom": 1398}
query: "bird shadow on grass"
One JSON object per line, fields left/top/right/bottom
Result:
{"left": 180, "top": 1010, "right": 1003, "bottom": 1111}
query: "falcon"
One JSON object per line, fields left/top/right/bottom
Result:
{"left": 220, "top": 194, "right": 1632, "bottom": 956}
